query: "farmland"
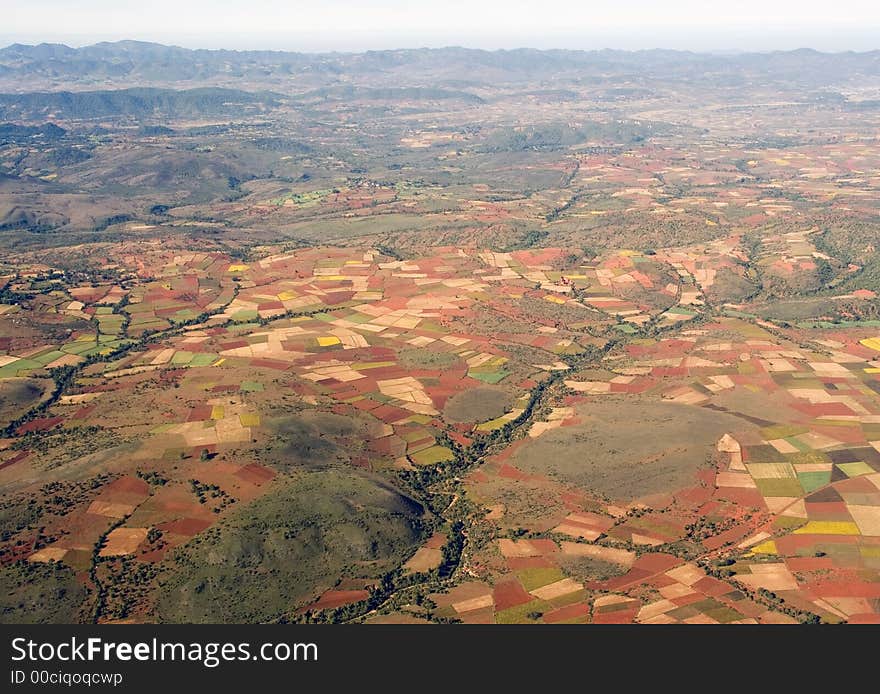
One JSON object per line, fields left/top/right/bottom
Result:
{"left": 2, "top": 42, "right": 880, "bottom": 624}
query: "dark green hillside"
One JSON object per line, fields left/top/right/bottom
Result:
{"left": 157, "top": 470, "right": 426, "bottom": 623}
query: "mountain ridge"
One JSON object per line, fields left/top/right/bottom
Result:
{"left": 1, "top": 40, "right": 877, "bottom": 91}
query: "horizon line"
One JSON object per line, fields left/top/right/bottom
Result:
{"left": 2, "top": 38, "right": 880, "bottom": 56}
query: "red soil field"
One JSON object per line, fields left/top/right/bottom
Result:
{"left": 235, "top": 463, "right": 276, "bottom": 484}
{"left": 592, "top": 607, "right": 638, "bottom": 624}
{"left": 493, "top": 579, "right": 534, "bottom": 611}
{"left": 692, "top": 576, "right": 733, "bottom": 598}
{"left": 17, "top": 417, "right": 63, "bottom": 434}
{"left": 506, "top": 557, "right": 555, "bottom": 570}
{"left": 308, "top": 589, "right": 370, "bottom": 611}
{"left": 543, "top": 603, "right": 590, "bottom": 623}
{"left": 156, "top": 517, "right": 214, "bottom": 536}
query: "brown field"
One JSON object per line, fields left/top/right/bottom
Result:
{"left": 511, "top": 397, "right": 758, "bottom": 500}
{"left": 99, "top": 527, "right": 149, "bottom": 556}
{"left": 443, "top": 385, "right": 514, "bottom": 423}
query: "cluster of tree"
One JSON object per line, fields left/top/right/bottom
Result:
{"left": 136, "top": 469, "right": 168, "bottom": 486}
{"left": 188, "top": 478, "right": 236, "bottom": 513}
{"left": 757, "top": 588, "right": 822, "bottom": 624}
{"left": 545, "top": 195, "right": 581, "bottom": 223}
{"left": 375, "top": 244, "right": 404, "bottom": 261}
{"left": 499, "top": 229, "right": 549, "bottom": 251}
{"left": 97, "top": 556, "right": 158, "bottom": 621}
{"left": 92, "top": 214, "right": 133, "bottom": 233}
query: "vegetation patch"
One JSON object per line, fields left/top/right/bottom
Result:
{"left": 443, "top": 386, "right": 514, "bottom": 423}
{"left": 511, "top": 398, "right": 757, "bottom": 500}
{"left": 157, "top": 470, "right": 426, "bottom": 623}
{"left": 0, "top": 561, "right": 88, "bottom": 624}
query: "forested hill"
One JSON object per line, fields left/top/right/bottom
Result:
{"left": 0, "top": 87, "right": 278, "bottom": 120}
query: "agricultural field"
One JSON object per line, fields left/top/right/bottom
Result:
{"left": 2, "top": 43, "right": 880, "bottom": 624}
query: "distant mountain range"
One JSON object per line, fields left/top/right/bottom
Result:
{"left": 1, "top": 40, "right": 878, "bottom": 90}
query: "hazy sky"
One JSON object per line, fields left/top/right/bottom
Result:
{"left": 4, "top": 0, "right": 880, "bottom": 52}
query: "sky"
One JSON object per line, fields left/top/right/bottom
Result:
{"left": 4, "top": 0, "right": 880, "bottom": 52}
